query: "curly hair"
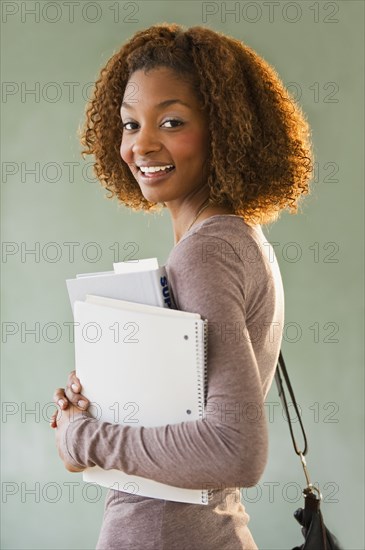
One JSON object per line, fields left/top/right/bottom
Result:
{"left": 78, "top": 23, "right": 314, "bottom": 226}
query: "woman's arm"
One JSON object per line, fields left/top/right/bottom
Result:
{"left": 58, "top": 232, "right": 276, "bottom": 491}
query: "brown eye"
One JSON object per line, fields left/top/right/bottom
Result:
{"left": 162, "top": 119, "right": 183, "bottom": 128}
{"left": 123, "top": 122, "right": 137, "bottom": 130}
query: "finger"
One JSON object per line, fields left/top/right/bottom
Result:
{"left": 67, "top": 371, "right": 88, "bottom": 407}
{"left": 70, "top": 373, "right": 89, "bottom": 408}
{"left": 64, "top": 385, "right": 89, "bottom": 410}
{"left": 67, "top": 370, "right": 79, "bottom": 392}
{"left": 49, "top": 410, "right": 58, "bottom": 428}
{"left": 70, "top": 372, "right": 83, "bottom": 396}
{"left": 65, "top": 463, "right": 85, "bottom": 473}
{"left": 52, "top": 388, "right": 69, "bottom": 409}
{"left": 56, "top": 407, "right": 63, "bottom": 423}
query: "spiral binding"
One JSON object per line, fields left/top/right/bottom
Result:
{"left": 195, "top": 320, "right": 209, "bottom": 419}
{"left": 201, "top": 488, "right": 215, "bottom": 504}
{"left": 203, "top": 321, "right": 209, "bottom": 408}
{"left": 195, "top": 319, "right": 209, "bottom": 503}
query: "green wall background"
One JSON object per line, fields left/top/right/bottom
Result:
{"left": 1, "top": 1, "right": 364, "bottom": 548}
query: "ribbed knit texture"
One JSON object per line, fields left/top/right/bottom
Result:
{"left": 60, "top": 215, "right": 285, "bottom": 549}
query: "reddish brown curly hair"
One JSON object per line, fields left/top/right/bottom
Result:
{"left": 78, "top": 23, "right": 314, "bottom": 226}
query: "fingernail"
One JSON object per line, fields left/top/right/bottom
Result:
{"left": 72, "top": 383, "right": 78, "bottom": 392}
{"left": 58, "top": 399, "right": 65, "bottom": 407}
{"left": 78, "top": 400, "right": 87, "bottom": 408}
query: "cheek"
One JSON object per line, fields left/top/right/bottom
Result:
{"left": 175, "top": 131, "right": 209, "bottom": 163}
{"left": 120, "top": 138, "right": 130, "bottom": 163}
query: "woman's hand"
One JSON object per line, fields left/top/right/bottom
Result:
{"left": 53, "top": 403, "right": 88, "bottom": 472}
{"left": 50, "top": 370, "right": 90, "bottom": 429}
{"left": 50, "top": 370, "right": 91, "bottom": 472}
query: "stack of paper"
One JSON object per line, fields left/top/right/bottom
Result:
{"left": 66, "top": 258, "right": 175, "bottom": 314}
{"left": 66, "top": 259, "right": 209, "bottom": 505}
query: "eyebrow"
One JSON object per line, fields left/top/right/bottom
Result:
{"left": 121, "top": 99, "right": 191, "bottom": 110}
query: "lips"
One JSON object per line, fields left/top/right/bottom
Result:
{"left": 138, "top": 165, "right": 174, "bottom": 172}
{"left": 138, "top": 166, "right": 176, "bottom": 180}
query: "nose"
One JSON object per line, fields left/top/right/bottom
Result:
{"left": 131, "top": 124, "right": 161, "bottom": 156}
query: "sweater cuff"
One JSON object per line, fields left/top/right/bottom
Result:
{"left": 62, "top": 415, "right": 96, "bottom": 469}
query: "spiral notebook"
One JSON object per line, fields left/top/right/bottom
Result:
{"left": 73, "top": 294, "right": 209, "bottom": 505}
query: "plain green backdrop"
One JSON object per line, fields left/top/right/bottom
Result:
{"left": 1, "top": 1, "right": 364, "bottom": 548}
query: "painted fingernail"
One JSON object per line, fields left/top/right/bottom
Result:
{"left": 72, "top": 383, "right": 78, "bottom": 392}
{"left": 78, "top": 400, "right": 87, "bottom": 408}
{"left": 58, "top": 399, "right": 65, "bottom": 407}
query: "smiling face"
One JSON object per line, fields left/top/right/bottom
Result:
{"left": 120, "top": 66, "right": 210, "bottom": 207}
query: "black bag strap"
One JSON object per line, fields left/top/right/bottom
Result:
{"left": 274, "top": 350, "right": 321, "bottom": 496}
{"left": 277, "top": 353, "right": 343, "bottom": 549}
{"left": 274, "top": 350, "right": 308, "bottom": 456}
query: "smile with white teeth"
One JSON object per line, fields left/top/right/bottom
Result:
{"left": 139, "top": 165, "right": 174, "bottom": 174}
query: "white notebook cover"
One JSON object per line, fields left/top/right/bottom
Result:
{"left": 66, "top": 265, "right": 173, "bottom": 314}
{"left": 73, "top": 295, "right": 209, "bottom": 505}
{"left": 113, "top": 257, "right": 159, "bottom": 273}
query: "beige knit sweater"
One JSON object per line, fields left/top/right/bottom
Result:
{"left": 60, "top": 215, "right": 285, "bottom": 549}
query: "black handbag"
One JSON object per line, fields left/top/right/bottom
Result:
{"left": 274, "top": 351, "right": 343, "bottom": 550}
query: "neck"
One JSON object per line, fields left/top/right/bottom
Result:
{"left": 168, "top": 202, "right": 236, "bottom": 245}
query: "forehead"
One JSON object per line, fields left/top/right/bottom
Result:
{"left": 121, "top": 67, "right": 198, "bottom": 108}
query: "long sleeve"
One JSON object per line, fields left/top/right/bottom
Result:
{"left": 60, "top": 221, "right": 284, "bottom": 491}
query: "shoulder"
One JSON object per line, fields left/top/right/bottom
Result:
{"left": 165, "top": 215, "right": 283, "bottom": 314}
{"left": 167, "top": 215, "right": 271, "bottom": 279}
{"left": 165, "top": 217, "right": 248, "bottom": 316}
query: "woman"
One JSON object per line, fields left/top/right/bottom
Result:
{"left": 50, "top": 23, "right": 313, "bottom": 549}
